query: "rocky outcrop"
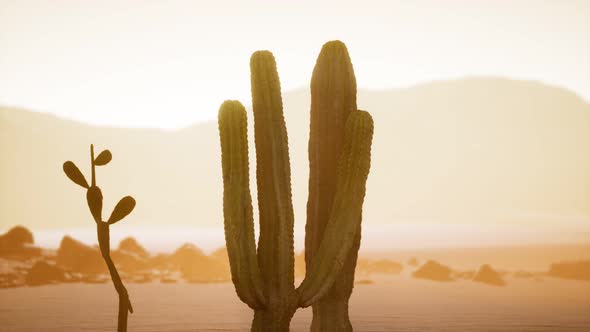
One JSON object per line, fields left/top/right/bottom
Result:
{"left": 0, "top": 226, "right": 41, "bottom": 259}
{"left": 548, "top": 260, "right": 590, "bottom": 281}
{"left": 112, "top": 238, "right": 151, "bottom": 273}
{"left": 25, "top": 261, "right": 65, "bottom": 286}
{"left": 473, "top": 264, "right": 506, "bottom": 286}
{"left": 111, "top": 250, "right": 150, "bottom": 273}
{"left": 170, "top": 243, "right": 229, "bottom": 282}
{"left": 412, "top": 260, "right": 454, "bottom": 281}
{"left": 118, "top": 237, "right": 150, "bottom": 259}
{"left": 56, "top": 236, "right": 106, "bottom": 274}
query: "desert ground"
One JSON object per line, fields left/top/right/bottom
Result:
{"left": 2, "top": 225, "right": 590, "bottom": 331}
{"left": 1, "top": 274, "right": 589, "bottom": 332}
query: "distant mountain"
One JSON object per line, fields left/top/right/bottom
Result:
{"left": 2, "top": 77, "right": 589, "bottom": 237}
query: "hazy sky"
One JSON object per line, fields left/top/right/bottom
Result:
{"left": 1, "top": 0, "right": 589, "bottom": 128}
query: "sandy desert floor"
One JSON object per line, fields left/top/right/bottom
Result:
{"left": 1, "top": 274, "right": 589, "bottom": 332}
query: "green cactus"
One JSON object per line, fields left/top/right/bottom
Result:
{"left": 218, "top": 40, "right": 373, "bottom": 331}
{"left": 63, "top": 145, "right": 136, "bottom": 332}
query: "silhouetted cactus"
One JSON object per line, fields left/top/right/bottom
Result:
{"left": 218, "top": 40, "right": 373, "bottom": 331}
{"left": 63, "top": 145, "right": 136, "bottom": 332}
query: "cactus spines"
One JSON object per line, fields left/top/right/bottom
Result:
{"left": 250, "top": 51, "right": 298, "bottom": 330}
{"left": 63, "top": 145, "right": 136, "bottom": 332}
{"left": 218, "top": 41, "right": 373, "bottom": 331}
{"left": 306, "top": 40, "right": 361, "bottom": 331}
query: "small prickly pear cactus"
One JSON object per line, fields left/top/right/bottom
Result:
{"left": 218, "top": 40, "right": 373, "bottom": 331}
{"left": 63, "top": 145, "right": 136, "bottom": 332}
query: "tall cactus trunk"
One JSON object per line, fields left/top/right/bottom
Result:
{"left": 306, "top": 40, "right": 359, "bottom": 331}
{"left": 250, "top": 50, "right": 297, "bottom": 331}
{"left": 252, "top": 303, "right": 297, "bottom": 332}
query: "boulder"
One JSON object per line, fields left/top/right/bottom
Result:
{"left": 149, "top": 253, "right": 172, "bottom": 270}
{"left": 367, "top": 259, "right": 403, "bottom": 274}
{"left": 473, "top": 264, "right": 506, "bottom": 286}
{"left": 170, "top": 243, "right": 207, "bottom": 267}
{"left": 548, "top": 260, "right": 590, "bottom": 281}
{"left": 453, "top": 270, "right": 476, "bottom": 280}
{"left": 111, "top": 250, "right": 150, "bottom": 273}
{"left": 210, "top": 247, "right": 229, "bottom": 262}
{"left": 0, "top": 226, "right": 33, "bottom": 247}
{"left": 0, "top": 226, "right": 42, "bottom": 259}
{"left": 56, "top": 236, "right": 106, "bottom": 274}
{"left": 171, "top": 244, "right": 229, "bottom": 282}
{"left": 407, "top": 257, "right": 419, "bottom": 266}
{"left": 412, "top": 260, "right": 454, "bottom": 281}
{"left": 81, "top": 274, "right": 110, "bottom": 284}
{"left": 118, "top": 237, "right": 150, "bottom": 259}
{"left": 160, "top": 276, "right": 179, "bottom": 284}
{"left": 355, "top": 279, "right": 375, "bottom": 285}
{"left": 513, "top": 270, "right": 535, "bottom": 279}
{"left": 0, "top": 260, "right": 27, "bottom": 288}
{"left": 25, "top": 261, "right": 65, "bottom": 286}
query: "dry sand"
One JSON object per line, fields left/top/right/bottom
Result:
{"left": 1, "top": 274, "right": 589, "bottom": 331}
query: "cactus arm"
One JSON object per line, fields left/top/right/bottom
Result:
{"left": 218, "top": 100, "right": 266, "bottom": 309}
{"left": 297, "top": 110, "right": 374, "bottom": 307}
{"left": 250, "top": 51, "right": 296, "bottom": 303}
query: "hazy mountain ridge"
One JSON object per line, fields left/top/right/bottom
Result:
{"left": 1, "top": 78, "right": 589, "bottom": 241}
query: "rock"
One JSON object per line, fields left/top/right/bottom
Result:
{"left": 369, "top": 260, "right": 403, "bottom": 274}
{"left": 548, "top": 260, "right": 590, "bottom": 281}
{"left": 63, "top": 272, "right": 84, "bottom": 283}
{"left": 0, "top": 260, "right": 26, "bottom": 288}
{"left": 160, "top": 271, "right": 182, "bottom": 284}
{"left": 473, "top": 264, "right": 506, "bottom": 286}
{"left": 211, "top": 247, "right": 228, "bottom": 262}
{"left": 81, "top": 274, "right": 110, "bottom": 284}
{"left": 407, "top": 257, "right": 419, "bottom": 266}
{"left": 170, "top": 243, "right": 230, "bottom": 282}
{"left": 412, "top": 260, "right": 454, "bottom": 281}
{"left": 56, "top": 236, "right": 106, "bottom": 274}
{"left": 111, "top": 250, "right": 150, "bottom": 273}
{"left": 453, "top": 270, "right": 476, "bottom": 280}
{"left": 129, "top": 273, "right": 153, "bottom": 284}
{"left": 0, "top": 226, "right": 33, "bottom": 247}
{"left": 513, "top": 270, "right": 535, "bottom": 279}
{"left": 25, "top": 261, "right": 65, "bottom": 286}
{"left": 169, "top": 243, "right": 207, "bottom": 268}
{"left": 0, "top": 226, "right": 42, "bottom": 260}
{"left": 355, "top": 279, "right": 375, "bottom": 285}
{"left": 118, "top": 237, "right": 150, "bottom": 259}
{"left": 160, "top": 276, "right": 178, "bottom": 284}
{"left": 149, "top": 253, "right": 172, "bottom": 270}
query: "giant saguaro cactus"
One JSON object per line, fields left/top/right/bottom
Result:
{"left": 63, "top": 145, "right": 136, "bottom": 332}
{"left": 306, "top": 40, "right": 361, "bottom": 331}
{"left": 218, "top": 40, "right": 373, "bottom": 331}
